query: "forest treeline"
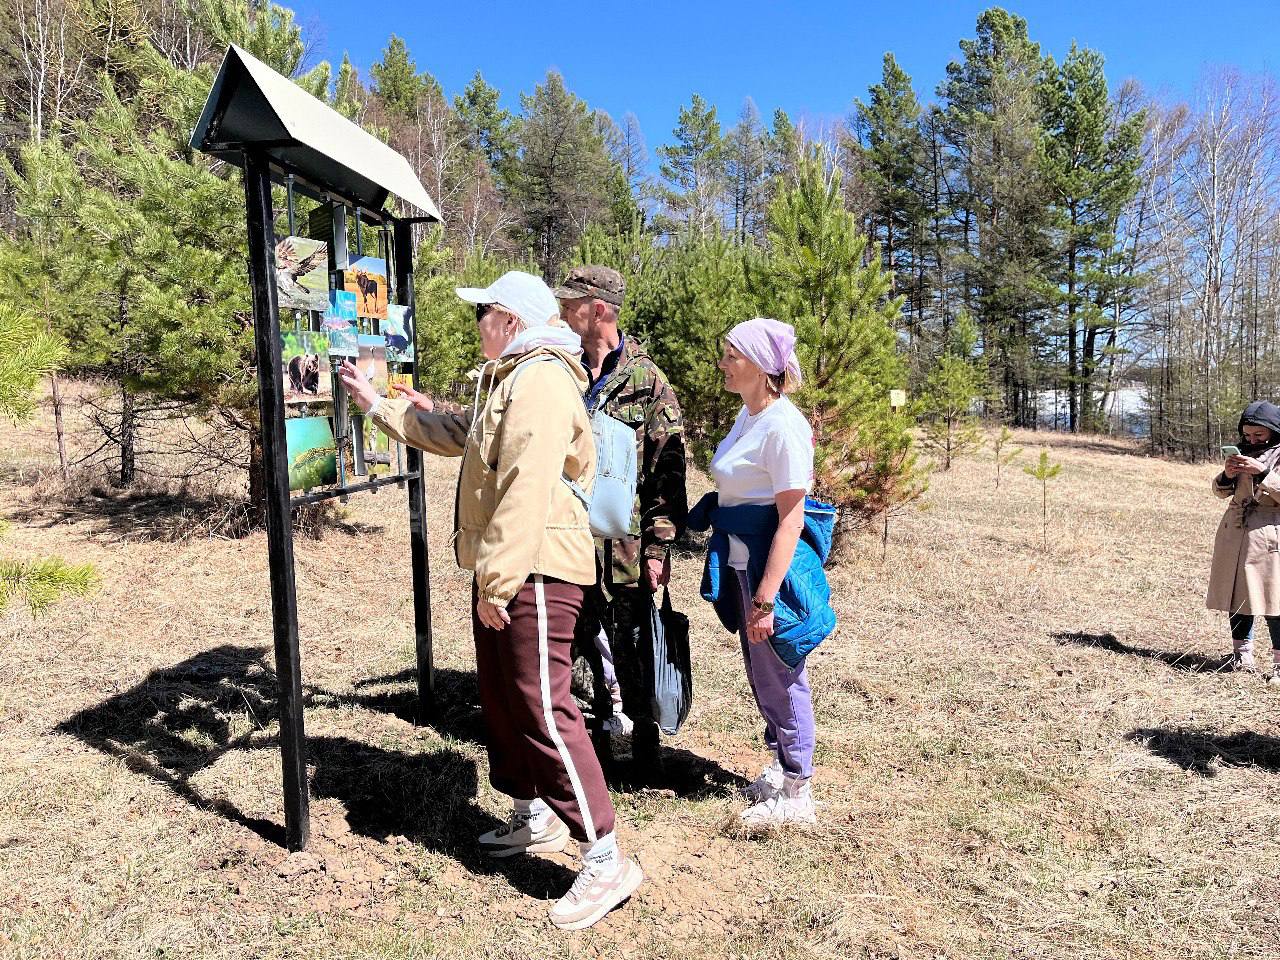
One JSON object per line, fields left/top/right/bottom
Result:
{"left": 1, "top": 0, "right": 1274, "bottom": 530}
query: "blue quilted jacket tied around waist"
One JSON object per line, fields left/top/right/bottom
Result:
{"left": 687, "top": 492, "right": 837, "bottom": 667}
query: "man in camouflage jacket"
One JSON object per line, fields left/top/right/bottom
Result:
{"left": 555, "top": 266, "right": 688, "bottom": 770}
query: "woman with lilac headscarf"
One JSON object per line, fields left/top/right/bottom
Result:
{"left": 686, "top": 317, "right": 837, "bottom": 829}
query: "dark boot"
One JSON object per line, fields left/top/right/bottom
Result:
{"left": 630, "top": 718, "right": 663, "bottom": 782}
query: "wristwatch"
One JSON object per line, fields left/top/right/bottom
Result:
{"left": 751, "top": 597, "right": 775, "bottom": 614}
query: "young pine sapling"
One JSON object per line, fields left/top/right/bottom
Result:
{"left": 993, "top": 425, "right": 1022, "bottom": 489}
{"left": 1023, "top": 449, "right": 1062, "bottom": 551}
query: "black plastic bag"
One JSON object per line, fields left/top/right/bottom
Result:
{"left": 648, "top": 587, "right": 693, "bottom": 735}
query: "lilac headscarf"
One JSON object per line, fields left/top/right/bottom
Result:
{"left": 725, "top": 317, "right": 803, "bottom": 386}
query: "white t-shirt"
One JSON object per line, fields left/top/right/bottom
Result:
{"left": 709, "top": 396, "right": 814, "bottom": 569}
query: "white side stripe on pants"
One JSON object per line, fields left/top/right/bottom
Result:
{"left": 534, "top": 575, "right": 597, "bottom": 843}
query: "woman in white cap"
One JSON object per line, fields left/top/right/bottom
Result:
{"left": 338, "top": 271, "right": 643, "bottom": 930}
{"left": 686, "top": 317, "right": 836, "bottom": 829}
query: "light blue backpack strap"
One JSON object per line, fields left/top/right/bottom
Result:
{"left": 505, "top": 354, "right": 591, "bottom": 506}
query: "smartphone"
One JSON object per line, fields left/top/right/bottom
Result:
{"left": 1222, "top": 445, "right": 1241, "bottom": 457}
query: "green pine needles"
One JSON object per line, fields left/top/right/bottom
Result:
{"left": 921, "top": 313, "right": 987, "bottom": 470}
{"left": 0, "top": 557, "right": 97, "bottom": 614}
{"left": 992, "top": 426, "right": 1023, "bottom": 488}
{"left": 0, "top": 303, "right": 97, "bottom": 614}
{"left": 1023, "top": 449, "right": 1063, "bottom": 550}
{"left": 752, "top": 147, "right": 926, "bottom": 538}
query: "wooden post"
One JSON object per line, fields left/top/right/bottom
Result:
{"left": 393, "top": 217, "right": 435, "bottom": 720}
{"left": 243, "top": 150, "right": 310, "bottom": 851}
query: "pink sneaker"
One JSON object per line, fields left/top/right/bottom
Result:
{"left": 548, "top": 857, "right": 644, "bottom": 930}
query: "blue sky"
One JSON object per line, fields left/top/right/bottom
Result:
{"left": 290, "top": 1, "right": 1279, "bottom": 160}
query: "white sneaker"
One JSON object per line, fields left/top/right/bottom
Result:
{"left": 741, "top": 758, "right": 784, "bottom": 803}
{"left": 477, "top": 811, "right": 570, "bottom": 858}
{"left": 740, "top": 775, "right": 816, "bottom": 830}
{"left": 548, "top": 857, "right": 644, "bottom": 930}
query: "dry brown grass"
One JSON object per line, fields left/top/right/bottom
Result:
{"left": 2, "top": 394, "right": 1279, "bottom": 960}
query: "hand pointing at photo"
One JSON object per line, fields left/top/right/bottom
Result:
{"left": 389, "top": 380, "right": 434, "bottom": 412}
{"left": 337, "top": 359, "right": 377, "bottom": 414}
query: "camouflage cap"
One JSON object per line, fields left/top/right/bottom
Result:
{"left": 553, "top": 265, "right": 625, "bottom": 307}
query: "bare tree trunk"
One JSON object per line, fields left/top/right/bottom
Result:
{"left": 118, "top": 385, "right": 135, "bottom": 487}
{"left": 50, "top": 372, "right": 68, "bottom": 481}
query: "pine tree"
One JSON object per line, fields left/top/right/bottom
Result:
{"left": 332, "top": 53, "right": 366, "bottom": 120}
{"left": 1041, "top": 43, "right": 1144, "bottom": 431}
{"left": 656, "top": 94, "right": 725, "bottom": 234}
{"left": 454, "top": 71, "right": 517, "bottom": 182}
{"left": 920, "top": 312, "right": 986, "bottom": 469}
{"left": 653, "top": 231, "right": 755, "bottom": 453}
{"left": 508, "top": 70, "right": 613, "bottom": 277}
{"left": 1022, "top": 449, "right": 1062, "bottom": 550}
{"left": 938, "top": 8, "right": 1055, "bottom": 427}
{"left": 854, "top": 54, "right": 930, "bottom": 344}
{"left": 370, "top": 34, "right": 432, "bottom": 121}
{"left": 200, "top": 0, "right": 331, "bottom": 96}
{"left": 751, "top": 147, "right": 925, "bottom": 539}
{"left": 2, "top": 63, "right": 253, "bottom": 489}
{"left": 766, "top": 108, "right": 801, "bottom": 187}
{"left": 596, "top": 112, "right": 643, "bottom": 231}
{"left": 0, "top": 301, "right": 96, "bottom": 612}
{"left": 723, "top": 99, "right": 769, "bottom": 243}
{"left": 991, "top": 425, "right": 1022, "bottom": 488}
{"left": 0, "top": 302, "right": 63, "bottom": 422}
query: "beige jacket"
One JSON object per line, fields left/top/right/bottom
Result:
{"left": 1206, "top": 445, "right": 1280, "bottom": 615}
{"left": 371, "top": 345, "right": 596, "bottom": 605}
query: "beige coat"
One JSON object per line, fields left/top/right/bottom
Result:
{"left": 371, "top": 344, "right": 595, "bottom": 605}
{"left": 1206, "top": 445, "right": 1280, "bottom": 615}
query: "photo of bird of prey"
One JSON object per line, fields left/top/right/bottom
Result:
{"left": 274, "top": 236, "right": 329, "bottom": 312}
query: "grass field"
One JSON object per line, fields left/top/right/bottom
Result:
{"left": 2, "top": 393, "right": 1278, "bottom": 960}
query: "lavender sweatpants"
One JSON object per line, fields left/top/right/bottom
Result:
{"left": 729, "top": 568, "right": 816, "bottom": 779}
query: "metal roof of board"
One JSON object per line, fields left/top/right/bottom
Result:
{"left": 191, "top": 44, "right": 442, "bottom": 222}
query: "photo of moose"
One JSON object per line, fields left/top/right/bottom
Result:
{"left": 280, "top": 330, "right": 333, "bottom": 404}
{"left": 356, "top": 334, "right": 388, "bottom": 396}
{"left": 322, "top": 289, "right": 359, "bottom": 357}
{"left": 342, "top": 256, "right": 388, "bottom": 320}
{"left": 274, "top": 236, "right": 329, "bottom": 312}
{"left": 384, "top": 304, "right": 414, "bottom": 364}
{"left": 285, "top": 416, "right": 337, "bottom": 491}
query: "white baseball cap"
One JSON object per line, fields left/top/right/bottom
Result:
{"left": 455, "top": 271, "right": 560, "bottom": 329}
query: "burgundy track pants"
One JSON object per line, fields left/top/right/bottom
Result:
{"left": 472, "top": 575, "right": 616, "bottom": 843}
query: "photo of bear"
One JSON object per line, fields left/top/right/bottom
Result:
{"left": 280, "top": 330, "right": 332, "bottom": 404}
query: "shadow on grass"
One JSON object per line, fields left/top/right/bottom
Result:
{"left": 9, "top": 484, "right": 385, "bottom": 543}
{"left": 345, "top": 668, "right": 747, "bottom": 800}
{"left": 1127, "top": 727, "right": 1280, "bottom": 777}
{"left": 1051, "top": 631, "right": 1229, "bottom": 673}
{"left": 55, "top": 645, "right": 571, "bottom": 897}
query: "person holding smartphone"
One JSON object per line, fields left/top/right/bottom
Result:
{"left": 1207, "top": 400, "right": 1280, "bottom": 685}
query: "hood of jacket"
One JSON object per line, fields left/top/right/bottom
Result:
{"left": 1239, "top": 400, "right": 1280, "bottom": 454}
{"left": 492, "top": 341, "right": 590, "bottom": 388}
